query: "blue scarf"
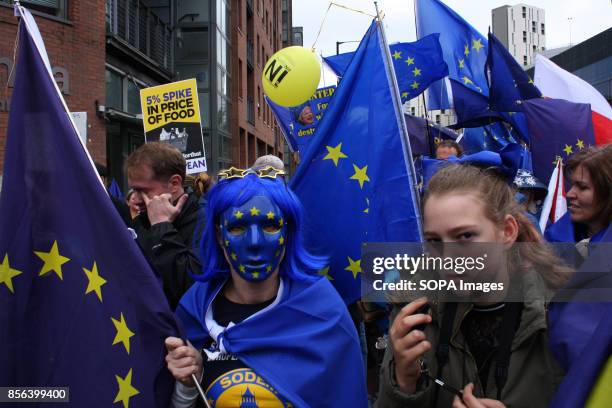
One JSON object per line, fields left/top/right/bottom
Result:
{"left": 176, "top": 276, "right": 367, "bottom": 408}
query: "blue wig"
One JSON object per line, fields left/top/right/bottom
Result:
{"left": 195, "top": 174, "right": 326, "bottom": 282}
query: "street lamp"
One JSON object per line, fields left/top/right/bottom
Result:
{"left": 336, "top": 40, "right": 360, "bottom": 55}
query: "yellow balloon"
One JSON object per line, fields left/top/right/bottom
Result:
{"left": 262, "top": 46, "right": 321, "bottom": 107}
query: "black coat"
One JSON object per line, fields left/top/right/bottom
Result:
{"left": 133, "top": 193, "right": 202, "bottom": 310}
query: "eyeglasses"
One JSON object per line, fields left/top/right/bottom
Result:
{"left": 217, "top": 166, "right": 286, "bottom": 181}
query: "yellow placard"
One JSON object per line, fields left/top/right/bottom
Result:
{"left": 140, "top": 79, "right": 201, "bottom": 133}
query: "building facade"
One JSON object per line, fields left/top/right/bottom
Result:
{"left": 0, "top": 0, "right": 107, "bottom": 186}
{"left": 492, "top": 3, "right": 545, "bottom": 67}
{"left": 528, "top": 27, "right": 611, "bottom": 103}
{"left": 1, "top": 0, "right": 288, "bottom": 192}
{"left": 230, "top": 0, "right": 284, "bottom": 169}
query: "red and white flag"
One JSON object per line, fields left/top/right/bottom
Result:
{"left": 535, "top": 54, "right": 612, "bottom": 145}
{"left": 539, "top": 159, "right": 567, "bottom": 232}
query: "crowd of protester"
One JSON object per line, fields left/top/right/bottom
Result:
{"left": 99, "top": 141, "right": 610, "bottom": 408}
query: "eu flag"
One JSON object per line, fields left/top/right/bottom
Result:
{"left": 523, "top": 98, "right": 596, "bottom": 183}
{"left": 404, "top": 113, "right": 459, "bottom": 156}
{"left": 290, "top": 20, "right": 423, "bottom": 303}
{"left": 323, "top": 34, "right": 448, "bottom": 103}
{"left": 0, "top": 8, "right": 180, "bottom": 407}
{"left": 486, "top": 32, "right": 541, "bottom": 112}
{"left": 416, "top": 0, "right": 488, "bottom": 109}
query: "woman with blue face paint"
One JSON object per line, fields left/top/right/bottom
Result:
{"left": 164, "top": 167, "right": 367, "bottom": 408}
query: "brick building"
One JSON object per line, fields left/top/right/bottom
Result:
{"left": 0, "top": 0, "right": 106, "bottom": 185}
{"left": 1, "top": 0, "right": 291, "bottom": 192}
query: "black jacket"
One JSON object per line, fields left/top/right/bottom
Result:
{"left": 133, "top": 193, "right": 202, "bottom": 310}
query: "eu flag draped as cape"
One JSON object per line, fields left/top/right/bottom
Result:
{"left": 0, "top": 7, "right": 180, "bottom": 407}
{"left": 290, "top": 20, "right": 422, "bottom": 303}
{"left": 176, "top": 277, "right": 367, "bottom": 408}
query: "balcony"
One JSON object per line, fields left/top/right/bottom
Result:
{"left": 106, "top": 0, "right": 172, "bottom": 73}
{"left": 246, "top": 40, "right": 254, "bottom": 69}
{"left": 247, "top": 96, "right": 255, "bottom": 125}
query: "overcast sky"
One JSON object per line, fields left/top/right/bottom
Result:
{"left": 293, "top": 0, "right": 611, "bottom": 57}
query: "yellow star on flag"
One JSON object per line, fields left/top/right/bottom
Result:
{"left": 252, "top": 272, "right": 260, "bottom": 279}
{"left": 344, "top": 257, "right": 362, "bottom": 279}
{"left": 250, "top": 206, "right": 260, "bottom": 216}
{"left": 401, "top": 91, "right": 409, "bottom": 98}
{"left": 111, "top": 313, "right": 135, "bottom": 354}
{"left": 392, "top": 50, "right": 402, "bottom": 59}
{"left": 472, "top": 39, "right": 484, "bottom": 52}
{"left": 528, "top": 78, "right": 535, "bottom": 85}
{"left": 464, "top": 44, "right": 470, "bottom": 56}
{"left": 576, "top": 139, "right": 585, "bottom": 150}
{"left": 458, "top": 58, "right": 465, "bottom": 69}
{"left": 233, "top": 210, "right": 244, "bottom": 219}
{"left": 462, "top": 76, "right": 474, "bottom": 85}
{"left": 239, "top": 265, "right": 246, "bottom": 272}
{"left": 83, "top": 261, "right": 107, "bottom": 302}
{"left": 411, "top": 81, "right": 420, "bottom": 90}
{"left": 224, "top": 239, "right": 229, "bottom": 247}
{"left": 323, "top": 143, "right": 348, "bottom": 167}
{"left": 350, "top": 164, "right": 370, "bottom": 189}
{"left": 412, "top": 67, "right": 421, "bottom": 77}
{"left": 266, "top": 265, "right": 272, "bottom": 272}
{"left": 230, "top": 252, "right": 237, "bottom": 261}
{"left": 266, "top": 211, "right": 275, "bottom": 220}
{"left": 34, "top": 240, "right": 70, "bottom": 280}
{"left": 563, "top": 144, "right": 573, "bottom": 155}
{"left": 0, "top": 254, "right": 22, "bottom": 294}
{"left": 278, "top": 236, "right": 285, "bottom": 245}
{"left": 364, "top": 198, "right": 370, "bottom": 214}
{"left": 275, "top": 250, "right": 281, "bottom": 258}
{"left": 279, "top": 218, "right": 284, "bottom": 227}
{"left": 405, "top": 56, "right": 414, "bottom": 65}
{"left": 114, "top": 368, "right": 140, "bottom": 408}
{"left": 318, "top": 266, "right": 334, "bottom": 281}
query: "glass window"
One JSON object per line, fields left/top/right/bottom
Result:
{"left": 177, "top": 0, "right": 210, "bottom": 23}
{"left": 199, "top": 92, "right": 211, "bottom": 128}
{"left": 176, "top": 64, "right": 210, "bottom": 89}
{"left": 178, "top": 28, "right": 209, "bottom": 61}
{"left": 126, "top": 80, "right": 141, "bottom": 114}
{"left": 217, "top": 94, "right": 229, "bottom": 131}
{"left": 105, "top": 70, "right": 123, "bottom": 110}
{"left": 21, "top": 0, "right": 68, "bottom": 19}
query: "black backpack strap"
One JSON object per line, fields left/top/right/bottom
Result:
{"left": 494, "top": 302, "right": 523, "bottom": 400}
{"left": 433, "top": 302, "right": 458, "bottom": 405}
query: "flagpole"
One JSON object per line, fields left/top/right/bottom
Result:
{"left": 420, "top": 94, "right": 436, "bottom": 156}
{"left": 374, "top": 1, "right": 423, "bottom": 237}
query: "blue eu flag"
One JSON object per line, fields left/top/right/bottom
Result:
{"left": 416, "top": 0, "right": 488, "bottom": 109}
{"left": 523, "top": 98, "right": 596, "bottom": 183}
{"left": 486, "top": 32, "right": 541, "bottom": 112}
{"left": 291, "top": 20, "right": 423, "bottom": 303}
{"left": 324, "top": 34, "right": 448, "bottom": 103}
{"left": 0, "top": 8, "right": 180, "bottom": 407}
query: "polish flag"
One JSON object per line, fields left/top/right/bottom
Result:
{"left": 535, "top": 54, "right": 612, "bottom": 145}
{"left": 539, "top": 159, "right": 567, "bottom": 233}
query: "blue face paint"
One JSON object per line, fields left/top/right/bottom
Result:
{"left": 220, "top": 195, "right": 286, "bottom": 282}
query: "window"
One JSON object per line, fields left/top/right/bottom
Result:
{"left": 523, "top": 31, "right": 527, "bottom": 43}
{"left": 541, "top": 23, "right": 545, "bottom": 35}
{"left": 177, "top": 28, "right": 210, "bottom": 61}
{"left": 522, "top": 6, "right": 526, "bottom": 18}
{"left": 105, "top": 70, "right": 123, "bottom": 110}
{"left": 177, "top": 0, "right": 211, "bottom": 23}
{"left": 523, "top": 55, "right": 527, "bottom": 66}
{"left": 126, "top": 80, "right": 141, "bottom": 114}
{"left": 19, "top": 0, "right": 69, "bottom": 19}
{"left": 411, "top": 107, "right": 415, "bottom": 115}
{"left": 435, "top": 115, "right": 441, "bottom": 124}
{"left": 441, "top": 109, "right": 446, "bottom": 114}
{"left": 239, "top": 59, "right": 244, "bottom": 98}
{"left": 532, "top": 21, "right": 536, "bottom": 33}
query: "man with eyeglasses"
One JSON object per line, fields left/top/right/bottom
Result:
{"left": 127, "top": 142, "right": 201, "bottom": 310}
